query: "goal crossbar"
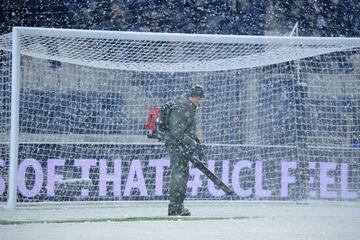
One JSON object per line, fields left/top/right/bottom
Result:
{"left": 1, "top": 27, "right": 360, "bottom": 72}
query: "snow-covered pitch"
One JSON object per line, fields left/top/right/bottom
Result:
{"left": 1, "top": 200, "right": 360, "bottom": 240}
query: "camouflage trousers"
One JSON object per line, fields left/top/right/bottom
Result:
{"left": 168, "top": 150, "right": 189, "bottom": 213}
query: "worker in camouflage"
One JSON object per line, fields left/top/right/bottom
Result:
{"left": 165, "top": 85, "right": 205, "bottom": 216}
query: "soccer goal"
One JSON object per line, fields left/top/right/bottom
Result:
{"left": 0, "top": 27, "right": 359, "bottom": 209}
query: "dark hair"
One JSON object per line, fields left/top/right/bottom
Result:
{"left": 187, "top": 85, "right": 205, "bottom": 98}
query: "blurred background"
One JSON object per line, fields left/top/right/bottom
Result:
{"left": 0, "top": 0, "right": 359, "bottom": 37}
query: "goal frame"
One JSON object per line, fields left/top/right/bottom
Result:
{"left": 5, "top": 27, "right": 360, "bottom": 209}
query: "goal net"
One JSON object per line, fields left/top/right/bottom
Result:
{"left": 0, "top": 27, "right": 359, "bottom": 207}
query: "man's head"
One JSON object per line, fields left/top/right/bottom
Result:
{"left": 187, "top": 85, "right": 205, "bottom": 107}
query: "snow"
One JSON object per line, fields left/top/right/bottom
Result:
{"left": 1, "top": 200, "right": 359, "bottom": 240}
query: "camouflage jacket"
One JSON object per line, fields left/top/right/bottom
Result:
{"left": 165, "top": 95, "right": 199, "bottom": 156}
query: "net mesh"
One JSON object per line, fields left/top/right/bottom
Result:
{"left": 0, "top": 28, "right": 359, "bottom": 203}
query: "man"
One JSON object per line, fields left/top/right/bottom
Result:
{"left": 165, "top": 85, "right": 205, "bottom": 216}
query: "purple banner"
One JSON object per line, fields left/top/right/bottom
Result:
{"left": 0, "top": 158, "right": 358, "bottom": 200}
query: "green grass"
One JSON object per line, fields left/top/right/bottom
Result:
{"left": 0, "top": 215, "right": 256, "bottom": 225}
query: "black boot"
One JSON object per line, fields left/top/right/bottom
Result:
{"left": 178, "top": 208, "right": 191, "bottom": 216}
{"left": 168, "top": 208, "right": 178, "bottom": 216}
{"left": 168, "top": 207, "right": 191, "bottom": 216}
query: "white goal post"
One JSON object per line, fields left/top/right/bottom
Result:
{"left": 1, "top": 27, "right": 360, "bottom": 209}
